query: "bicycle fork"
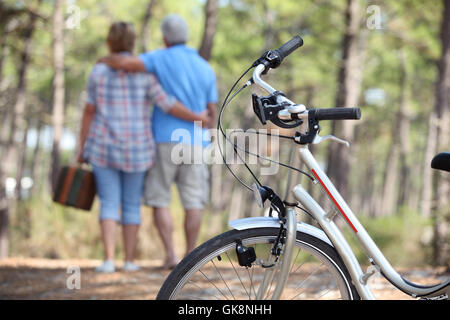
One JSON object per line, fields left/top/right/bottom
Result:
{"left": 256, "top": 206, "right": 297, "bottom": 300}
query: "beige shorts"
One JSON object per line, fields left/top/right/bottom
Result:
{"left": 144, "top": 143, "right": 209, "bottom": 209}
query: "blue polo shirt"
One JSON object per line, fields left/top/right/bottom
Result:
{"left": 139, "top": 45, "right": 218, "bottom": 146}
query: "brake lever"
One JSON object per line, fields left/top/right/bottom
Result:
{"left": 252, "top": 93, "right": 303, "bottom": 129}
{"left": 313, "top": 134, "right": 350, "bottom": 147}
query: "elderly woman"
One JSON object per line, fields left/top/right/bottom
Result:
{"left": 76, "top": 22, "right": 210, "bottom": 273}
{"left": 99, "top": 14, "right": 218, "bottom": 270}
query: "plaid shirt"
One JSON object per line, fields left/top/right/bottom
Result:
{"left": 83, "top": 59, "right": 175, "bottom": 172}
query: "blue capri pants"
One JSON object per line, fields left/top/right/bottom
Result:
{"left": 92, "top": 165, "right": 146, "bottom": 225}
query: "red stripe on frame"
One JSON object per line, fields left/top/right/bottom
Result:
{"left": 311, "top": 169, "right": 358, "bottom": 233}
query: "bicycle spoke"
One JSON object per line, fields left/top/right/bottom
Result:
{"left": 289, "top": 262, "right": 324, "bottom": 300}
{"left": 316, "top": 287, "right": 333, "bottom": 299}
{"left": 163, "top": 230, "right": 354, "bottom": 300}
{"left": 184, "top": 280, "right": 222, "bottom": 300}
{"left": 211, "top": 259, "right": 235, "bottom": 300}
{"left": 225, "top": 252, "right": 251, "bottom": 299}
{"left": 263, "top": 267, "right": 278, "bottom": 300}
{"left": 198, "top": 268, "right": 229, "bottom": 300}
{"left": 289, "top": 248, "right": 302, "bottom": 274}
{"left": 245, "top": 267, "right": 256, "bottom": 300}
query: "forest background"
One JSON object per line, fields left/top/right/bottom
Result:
{"left": 0, "top": 0, "right": 448, "bottom": 269}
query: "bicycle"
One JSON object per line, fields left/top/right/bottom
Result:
{"left": 157, "top": 36, "right": 450, "bottom": 300}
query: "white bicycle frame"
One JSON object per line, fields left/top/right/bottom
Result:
{"left": 229, "top": 64, "right": 449, "bottom": 300}
{"left": 294, "top": 145, "right": 414, "bottom": 299}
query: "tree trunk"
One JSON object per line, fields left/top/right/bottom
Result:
{"left": 0, "top": 153, "right": 8, "bottom": 258}
{"left": 363, "top": 150, "right": 377, "bottom": 217}
{"left": 421, "top": 113, "right": 438, "bottom": 218}
{"left": 379, "top": 49, "right": 410, "bottom": 216}
{"left": 325, "top": 0, "right": 365, "bottom": 202}
{"left": 0, "top": 6, "right": 39, "bottom": 259}
{"left": 396, "top": 51, "right": 411, "bottom": 210}
{"left": 6, "top": 15, "right": 38, "bottom": 147}
{"left": 139, "top": 0, "right": 155, "bottom": 53}
{"left": 379, "top": 140, "right": 400, "bottom": 216}
{"left": 228, "top": 185, "right": 244, "bottom": 223}
{"left": 0, "top": 24, "right": 9, "bottom": 85}
{"left": 262, "top": 0, "right": 277, "bottom": 51}
{"left": 14, "top": 108, "right": 32, "bottom": 200}
{"left": 431, "top": 0, "right": 450, "bottom": 266}
{"left": 0, "top": 20, "right": 12, "bottom": 151}
{"left": 29, "top": 112, "right": 43, "bottom": 197}
{"left": 50, "top": 0, "right": 65, "bottom": 191}
{"left": 198, "top": 0, "right": 218, "bottom": 61}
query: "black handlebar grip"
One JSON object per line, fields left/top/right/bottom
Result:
{"left": 275, "top": 36, "right": 304, "bottom": 60}
{"left": 309, "top": 108, "right": 361, "bottom": 121}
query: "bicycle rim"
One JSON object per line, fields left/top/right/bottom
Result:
{"left": 157, "top": 228, "right": 358, "bottom": 300}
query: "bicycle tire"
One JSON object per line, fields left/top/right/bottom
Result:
{"left": 157, "top": 227, "right": 360, "bottom": 300}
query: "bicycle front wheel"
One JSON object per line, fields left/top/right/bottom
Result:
{"left": 157, "top": 228, "right": 359, "bottom": 300}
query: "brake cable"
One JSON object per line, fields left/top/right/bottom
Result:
{"left": 217, "top": 66, "right": 315, "bottom": 192}
{"left": 226, "top": 129, "right": 315, "bottom": 181}
{"left": 217, "top": 66, "right": 260, "bottom": 191}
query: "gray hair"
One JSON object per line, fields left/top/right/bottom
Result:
{"left": 161, "top": 14, "right": 189, "bottom": 45}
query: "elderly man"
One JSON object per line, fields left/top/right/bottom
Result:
{"left": 100, "top": 14, "right": 218, "bottom": 269}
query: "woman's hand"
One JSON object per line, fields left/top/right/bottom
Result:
{"left": 198, "top": 110, "right": 214, "bottom": 128}
{"left": 76, "top": 103, "right": 96, "bottom": 165}
{"left": 74, "top": 149, "right": 86, "bottom": 164}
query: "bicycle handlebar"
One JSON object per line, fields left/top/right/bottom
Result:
{"left": 255, "top": 35, "right": 304, "bottom": 70}
{"left": 251, "top": 36, "right": 361, "bottom": 134}
{"left": 308, "top": 108, "right": 361, "bottom": 121}
{"left": 275, "top": 36, "right": 304, "bottom": 62}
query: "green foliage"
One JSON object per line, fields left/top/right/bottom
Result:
{"left": 10, "top": 195, "right": 103, "bottom": 259}
{"left": 1, "top": 0, "right": 447, "bottom": 267}
{"left": 343, "top": 207, "right": 433, "bottom": 267}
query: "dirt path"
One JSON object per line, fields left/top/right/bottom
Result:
{"left": 0, "top": 258, "right": 447, "bottom": 300}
